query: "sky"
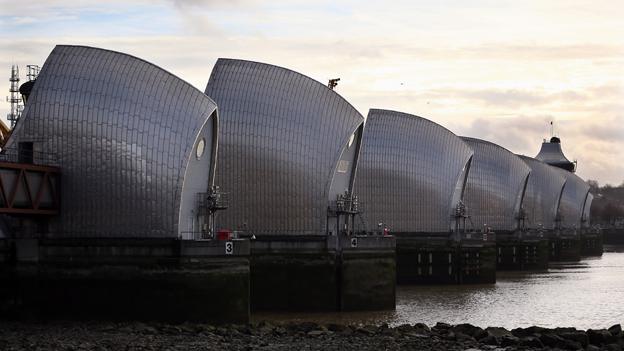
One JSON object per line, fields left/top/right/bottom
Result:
{"left": 0, "top": 0, "right": 622, "bottom": 185}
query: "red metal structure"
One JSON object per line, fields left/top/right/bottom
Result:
{"left": 0, "top": 160, "right": 59, "bottom": 215}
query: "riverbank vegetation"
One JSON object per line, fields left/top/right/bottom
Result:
{"left": 588, "top": 180, "right": 624, "bottom": 227}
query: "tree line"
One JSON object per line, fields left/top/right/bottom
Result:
{"left": 587, "top": 180, "right": 624, "bottom": 227}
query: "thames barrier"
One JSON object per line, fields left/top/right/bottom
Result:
{"left": 0, "top": 45, "right": 602, "bottom": 323}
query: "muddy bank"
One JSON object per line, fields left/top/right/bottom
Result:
{"left": 1, "top": 321, "right": 623, "bottom": 350}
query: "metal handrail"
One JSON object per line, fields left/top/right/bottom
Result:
{"left": 0, "top": 147, "right": 59, "bottom": 167}
{"left": 196, "top": 189, "right": 229, "bottom": 212}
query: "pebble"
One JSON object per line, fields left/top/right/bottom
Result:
{"left": 0, "top": 321, "right": 622, "bottom": 350}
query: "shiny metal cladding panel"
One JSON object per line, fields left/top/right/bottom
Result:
{"left": 7, "top": 45, "right": 218, "bottom": 238}
{"left": 461, "top": 137, "right": 531, "bottom": 232}
{"left": 553, "top": 168, "right": 590, "bottom": 229}
{"left": 206, "top": 59, "right": 364, "bottom": 236}
{"left": 519, "top": 155, "right": 566, "bottom": 230}
{"left": 354, "top": 109, "right": 473, "bottom": 234}
{"left": 582, "top": 192, "right": 593, "bottom": 228}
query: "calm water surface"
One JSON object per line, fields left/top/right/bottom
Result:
{"left": 253, "top": 252, "right": 624, "bottom": 329}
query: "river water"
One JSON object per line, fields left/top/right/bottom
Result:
{"left": 253, "top": 251, "right": 624, "bottom": 329}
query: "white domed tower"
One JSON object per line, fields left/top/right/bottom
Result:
{"left": 535, "top": 136, "right": 576, "bottom": 173}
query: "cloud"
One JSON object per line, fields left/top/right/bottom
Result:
{"left": 416, "top": 85, "right": 622, "bottom": 109}
{"left": 0, "top": 1, "right": 147, "bottom": 23}
{"left": 461, "top": 115, "right": 554, "bottom": 155}
{"left": 167, "top": 0, "right": 256, "bottom": 9}
{"left": 452, "top": 89, "right": 550, "bottom": 107}
{"left": 570, "top": 117, "right": 624, "bottom": 144}
{"left": 0, "top": 0, "right": 622, "bottom": 185}
{"left": 460, "top": 43, "right": 624, "bottom": 61}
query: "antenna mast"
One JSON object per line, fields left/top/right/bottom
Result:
{"left": 6, "top": 65, "right": 22, "bottom": 128}
{"left": 26, "top": 65, "right": 40, "bottom": 82}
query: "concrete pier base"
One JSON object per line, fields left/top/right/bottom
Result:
{"left": 249, "top": 235, "right": 395, "bottom": 312}
{"left": 396, "top": 235, "right": 496, "bottom": 285}
{"left": 580, "top": 231, "right": 603, "bottom": 256}
{"left": 549, "top": 236, "right": 581, "bottom": 262}
{"left": 603, "top": 228, "right": 624, "bottom": 245}
{"left": 459, "top": 242, "right": 497, "bottom": 284}
{"left": 496, "top": 235, "right": 549, "bottom": 271}
{"left": 396, "top": 238, "right": 455, "bottom": 284}
{"left": 0, "top": 239, "right": 9, "bottom": 263}
{"left": 0, "top": 238, "right": 250, "bottom": 324}
{"left": 339, "top": 235, "right": 396, "bottom": 311}
{"left": 250, "top": 238, "right": 337, "bottom": 311}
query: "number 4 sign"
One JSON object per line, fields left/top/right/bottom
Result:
{"left": 350, "top": 237, "right": 358, "bottom": 248}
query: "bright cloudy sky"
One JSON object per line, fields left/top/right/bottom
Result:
{"left": 0, "top": 0, "right": 622, "bottom": 185}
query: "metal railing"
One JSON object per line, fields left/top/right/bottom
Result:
{"left": 196, "top": 187, "right": 229, "bottom": 213}
{"left": 333, "top": 191, "right": 360, "bottom": 214}
{"left": 0, "top": 147, "right": 59, "bottom": 167}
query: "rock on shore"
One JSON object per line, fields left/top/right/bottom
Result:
{"left": 1, "top": 321, "right": 623, "bottom": 350}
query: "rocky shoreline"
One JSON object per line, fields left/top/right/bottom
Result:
{"left": 1, "top": 321, "right": 623, "bottom": 350}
